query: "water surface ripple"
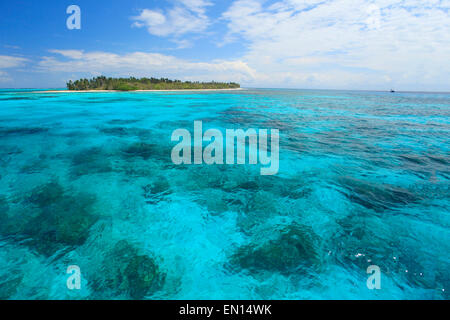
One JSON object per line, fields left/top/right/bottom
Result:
{"left": 0, "top": 89, "right": 448, "bottom": 299}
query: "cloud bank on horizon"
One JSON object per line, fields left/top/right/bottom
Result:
{"left": 0, "top": 0, "right": 449, "bottom": 91}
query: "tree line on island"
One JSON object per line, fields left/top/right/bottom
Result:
{"left": 66, "top": 76, "right": 240, "bottom": 91}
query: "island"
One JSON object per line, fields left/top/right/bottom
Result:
{"left": 66, "top": 76, "right": 241, "bottom": 91}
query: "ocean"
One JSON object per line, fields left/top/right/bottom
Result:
{"left": 0, "top": 88, "right": 448, "bottom": 299}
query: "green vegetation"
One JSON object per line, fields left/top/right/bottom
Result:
{"left": 66, "top": 76, "right": 240, "bottom": 91}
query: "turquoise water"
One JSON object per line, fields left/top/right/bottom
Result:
{"left": 0, "top": 88, "right": 448, "bottom": 300}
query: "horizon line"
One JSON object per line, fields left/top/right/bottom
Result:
{"left": 1, "top": 87, "right": 450, "bottom": 94}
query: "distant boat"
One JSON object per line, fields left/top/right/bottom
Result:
{"left": 390, "top": 89, "right": 396, "bottom": 93}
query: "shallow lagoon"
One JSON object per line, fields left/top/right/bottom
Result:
{"left": 0, "top": 88, "right": 448, "bottom": 299}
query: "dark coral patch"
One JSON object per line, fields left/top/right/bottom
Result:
{"left": 99, "top": 127, "right": 153, "bottom": 140}
{"left": 231, "top": 224, "right": 320, "bottom": 274}
{"left": 0, "top": 146, "right": 22, "bottom": 156}
{"left": 0, "top": 127, "right": 48, "bottom": 137}
{"left": 24, "top": 183, "right": 98, "bottom": 256}
{"left": 0, "top": 196, "right": 11, "bottom": 235}
{"left": 0, "top": 96, "right": 36, "bottom": 101}
{"left": 142, "top": 176, "right": 171, "bottom": 204}
{"left": 70, "top": 147, "right": 113, "bottom": 177}
{"left": 336, "top": 177, "right": 419, "bottom": 212}
{"left": 107, "top": 119, "right": 139, "bottom": 125}
{"left": 0, "top": 272, "right": 23, "bottom": 299}
{"left": 122, "top": 142, "right": 158, "bottom": 160}
{"left": 0, "top": 182, "right": 98, "bottom": 256}
{"left": 121, "top": 141, "right": 173, "bottom": 162}
{"left": 100, "top": 127, "right": 130, "bottom": 137}
{"left": 90, "top": 240, "right": 165, "bottom": 299}
{"left": 27, "top": 181, "right": 64, "bottom": 208}
{"left": 0, "top": 195, "right": 9, "bottom": 213}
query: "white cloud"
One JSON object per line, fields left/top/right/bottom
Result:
{"left": 48, "top": 49, "right": 85, "bottom": 59}
{"left": 6, "top": 1, "right": 449, "bottom": 91}
{"left": 3, "top": 45, "right": 21, "bottom": 50}
{"left": 0, "top": 55, "right": 28, "bottom": 69}
{"left": 131, "top": 0, "right": 212, "bottom": 37}
{"left": 0, "top": 55, "right": 28, "bottom": 83}
{"left": 172, "top": 39, "right": 194, "bottom": 49}
{"left": 178, "top": 0, "right": 213, "bottom": 14}
{"left": 37, "top": 50, "right": 256, "bottom": 83}
{"left": 221, "top": 0, "right": 450, "bottom": 90}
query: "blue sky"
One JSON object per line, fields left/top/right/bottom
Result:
{"left": 0, "top": 0, "right": 449, "bottom": 91}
